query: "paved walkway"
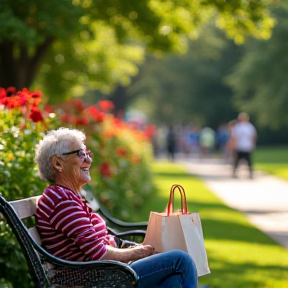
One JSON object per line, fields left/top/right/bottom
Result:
{"left": 175, "top": 156, "right": 288, "bottom": 249}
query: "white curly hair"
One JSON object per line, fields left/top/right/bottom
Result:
{"left": 35, "top": 127, "right": 86, "bottom": 183}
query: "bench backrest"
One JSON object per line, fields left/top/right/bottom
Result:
{"left": 8, "top": 192, "right": 103, "bottom": 246}
{"left": 9, "top": 191, "right": 101, "bottom": 246}
{"left": 10, "top": 195, "right": 40, "bottom": 218}
{"left": 10, "top": 195, "right": 42, "bottom": 245}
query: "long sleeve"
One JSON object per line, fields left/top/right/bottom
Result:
{"left": 36, "top": 185, "right": 113, "bottom": 261}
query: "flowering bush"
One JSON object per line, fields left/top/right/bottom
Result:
{"left": 0, "top": 87, "right": 156, "bottom": 288}
{"left": 0, "top": 87, "right": 58, "bottom": 288}
{"left": 0, "top": 87, "right": 56, "bottom": 199}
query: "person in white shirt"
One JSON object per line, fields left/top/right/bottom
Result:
{"left": 231, "top": 112, "right": 257, "bottom": 179}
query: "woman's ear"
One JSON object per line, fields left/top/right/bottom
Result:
{"left": 52, "top": 156, "right": 63, "bottom": 172}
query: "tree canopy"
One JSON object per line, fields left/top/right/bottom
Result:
{"left": 226, "top": 2, "right": 288, "bottom": 129}
{"left": 127, "top": 23, "right": 241, "bottom": 129}
{"left": 126, "top": 1, "right": 288, "bottom": 132}
{"left": 0, "top": 0, "right": 277, "bottom": 102}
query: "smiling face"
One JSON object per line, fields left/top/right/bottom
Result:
{"left": 52, "top": 142, "right": 92, "bottom": 193}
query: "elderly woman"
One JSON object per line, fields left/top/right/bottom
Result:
{"left": 35, "top": 127, "right": 198, "bottom": 288}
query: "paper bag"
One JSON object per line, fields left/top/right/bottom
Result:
{"left": 143, "top": 184, "right": 210, "bottom": 277}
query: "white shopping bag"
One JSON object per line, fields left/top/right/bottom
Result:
{"left": 143, "top": 184, "right": 210, "bottom": 277}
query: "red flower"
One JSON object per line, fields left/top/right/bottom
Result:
{"left": 30, "top": 90, "right": 42, "bottom": 106}
{"left": 44, "top": 104, "right": 53, "bottom": 113}
{"left": 99, "top": 100, "right": 114, "bottom": 111}
{"left": 115, "top": 147, "right": 127, "bottom": 157}
{"left": 88, "top": 106, "right": 106, "bottom": 122}
{"left": 127, "top": 122, "right": 137, "bottom": 130}
{"left": 75, "top": 117, "right": 89, "bottom": 125}
{"left": 5, "top": 95, "right": 25, "bottom": 109}
{"left": 6, "top": 87, "right": 17, "bottom": 96}
{"left": 143, "top": 125, "right": 156, "bottom": 140}
{"left": 17, "top": 88, "right": 42, "bottom": 106}
{"left": 61, "top": 113, "right": 70, "bottom": 124}
{"left": 0, "top": 87, "right": 43, "bottom": 109}
{"left": 73, "top": 99, "right": 86, "bottom": 112}
{"left": 99, "top": 162, "right": 111, "bottom": 177}
{"left": 1, "top": 87, "right": 44, "bottom": 122}
{"left": 88, "top": 106, "right": 99, "bottom": 117}
{"left": 97, "top": 112, "right": 106, "bottom": 122}
{"left": 97, "top": 111, "right": 106, "bottom": 122}
{"left": 113, "top": 117, "right": 126, "bottom": 129}
{"left": 29, "top": 106, "right": 44, "bottom": 122}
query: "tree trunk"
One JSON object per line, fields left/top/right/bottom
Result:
{"left": 0, "top": 38, "right": 54, "bottom": 90}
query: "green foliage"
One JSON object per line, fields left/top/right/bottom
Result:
{"left": 0, "top": 0, "right": 277, "bottom": 98}
{"left": 0, "top": 88, "right": 58, "bottom": 288}
{"left": 90, "top": 119, "right": 155, "bottom": 220}
{"left": 214, "top": 0, "right": 276, "bottom": 44}
{"left": 36, "top": 23, "right": 145, "bottom": 103}
{"left": 226, "top": 2, "right": 288, "bottom": 129}
{"left": 0, "top": 109, "right": 48, "bottom": 200}
{"left": 254, "top": 146, "right": 288, "bottom": 164}
{"left": 254, "top": 146, "right": 288, "bottom": 180}
{"left": 0, "top": 0, "right": 84, "bottom": 45}
{"left": 127, "top": 23, "right": 241, "bottom": 128}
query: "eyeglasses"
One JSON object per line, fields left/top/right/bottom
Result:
{"left": 62, "top": 149, "right": 93, "bottom": 160}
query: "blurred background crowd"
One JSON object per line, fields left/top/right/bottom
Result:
{"left": 152, "top": 121, "right": 237, "bottom": 162}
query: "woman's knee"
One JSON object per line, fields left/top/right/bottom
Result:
{"left": 167, "top": 250, "right": 192, "bottom": 261}
{"left": 166, "top": 250, "right": 196, "bottom": 271}
{"left": 168, "top": 250, "right": 198, "bottom": 286}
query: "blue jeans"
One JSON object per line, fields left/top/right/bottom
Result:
{"left": 130, "top": 250, "right": 198, "bottom": 288}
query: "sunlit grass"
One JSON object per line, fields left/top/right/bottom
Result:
{"left": 254, "top": 146, "right": 288, "bottom": 164}
{"left": 255, "top": 146, "right": 288, "bottom": 180}
{"left": 132, "top": 161, "right": 288, "bottom": 288}
{"left": 255, "top": 163, "right": 288, "bottom": 179}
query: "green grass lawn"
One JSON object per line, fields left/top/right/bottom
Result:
{"left": 132, "top": 161, "right": 288, "bottom": 288}
{"left": 254, "top": 146, "right": 288, "bottom": 180}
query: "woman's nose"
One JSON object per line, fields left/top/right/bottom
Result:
{"left": 84, "top": 155, "right": 92, "bottom": 163}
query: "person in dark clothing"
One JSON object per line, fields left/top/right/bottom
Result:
{"left": 166, "top": 125, "right": 177, "bottom": 160}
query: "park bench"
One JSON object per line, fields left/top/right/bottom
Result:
{"left": 0, "top": 194, "right": 146, "bottom": 288}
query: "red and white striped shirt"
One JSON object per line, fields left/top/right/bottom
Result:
{"left": 35, "top": 185, "right": 115, "bottom": 261}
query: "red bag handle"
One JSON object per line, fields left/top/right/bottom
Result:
{"left": 167, "top": 184, "right": 188, "bottom": 216}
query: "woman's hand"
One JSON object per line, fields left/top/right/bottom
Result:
{"left": 131, "top": 244, "right": 155, "bottom": 258}
{"left": 103, "top": 244, "right": 155, "bottom": 263}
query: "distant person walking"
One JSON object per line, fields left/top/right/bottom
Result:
{"left": 216, "top": 123, "right": 230, "bottom": 159}
{"left": 225, "top": 119, "right": 237, "bottom": 164}
{"left": 166, "top": 125, "right": 177, "bottom": 161}
{"left": 199, "top": 127, "right": 215, "bottom": 157}
{"left": 231, "top": 112, "right": 257, "bottom": 179}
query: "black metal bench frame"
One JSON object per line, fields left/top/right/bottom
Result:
{"left": 81, "top": 189, "right": 148, "bottom": 236}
